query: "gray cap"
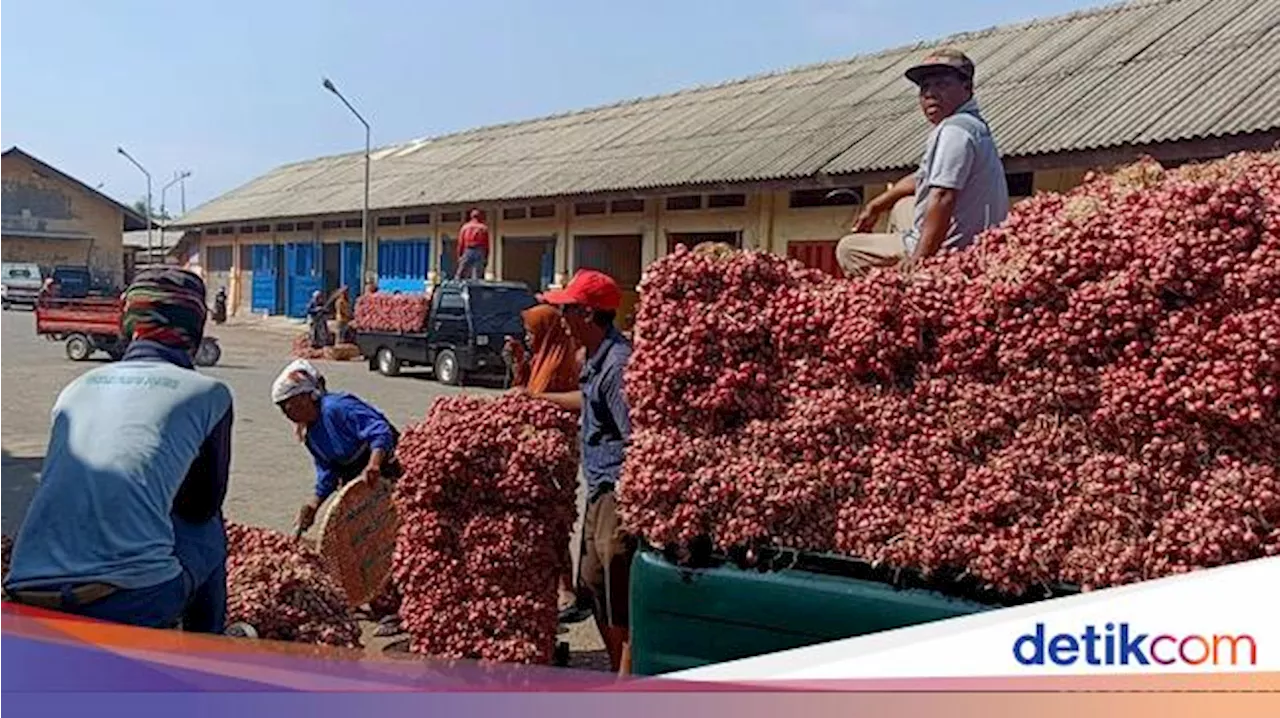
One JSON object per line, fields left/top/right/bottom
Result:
{"left": 905, "top": 47, "right": 975, "bottom": 85}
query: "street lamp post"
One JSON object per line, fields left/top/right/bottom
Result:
{"left": 117, "top": 147, "right": 153, "bottom": 253}
{"left": 322, "top": 77, "right": 372, "bottom": 289}
{"left": 160, "top": 171, "right": 193, "bottom": 264}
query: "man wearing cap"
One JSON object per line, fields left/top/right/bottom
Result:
{"left": 5, "top": 268, "right": 233, "bottom": 633}
{"left": 532, "top": 269, "right": 634, "bottom": 673}
{"left": 837, "top": 48, "right": 1009, "bottom": 276}
{"left": 454, "top": 208, "right": 491, "bottom": 280}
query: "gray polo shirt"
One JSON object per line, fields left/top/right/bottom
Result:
{"left": 903, "top": 98, "right": 1009, "bottom": 255}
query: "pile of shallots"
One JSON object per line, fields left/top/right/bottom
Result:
{"left": 353, "top": 293, "right": 432, "bottom": 333}
{"left": 225, "top": 522, "right": 362, "bottom": 646}
{"left": 621, "top": 151, "right": 1280, "bottom": 597}
{"left": 391, "top": 395, "right": 577, "bottom": 662}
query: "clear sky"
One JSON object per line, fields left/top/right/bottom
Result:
{"left": 1, "top": 0, "right": 1100, "bottom": 213}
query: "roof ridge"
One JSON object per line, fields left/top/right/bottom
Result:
{"left": 281, "top": 0, "right": 1152, "bottom": 166}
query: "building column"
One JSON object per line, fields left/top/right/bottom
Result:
{"left": 489, "top": 205, "right": 501, "bottom": 281}
{"left": 230, "top": 235, "right": 241, "bottom": 315}
{"left": 642, "top": 198, "right": 660, "bottom": 266}
{"left": 757, "top": 191, "right": 777, "bottom": 255}
{"left": 553, "top": 201, "right": 571, "bottom": 287}
{"left": 427, "top": 222, "right": 440, "bottom": 286}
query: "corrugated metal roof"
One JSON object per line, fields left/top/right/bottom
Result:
{"left": 178, "top": 0, "right": 1280, "bottom": 227}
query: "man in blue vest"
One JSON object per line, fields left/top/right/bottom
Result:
{"left": 534, "top": 269, "right": 634, "bottom": 672}
{"left": 4, "top": 268, "right": 234, "bottom": 633}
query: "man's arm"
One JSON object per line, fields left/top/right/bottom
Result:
{"left": 912, "top": 124, "right": 975, "bottom": 261}
{"left": 600, "top": 365, "right": 631, "bottom": 443}
{"left": 854, "top": 175, "right": 917, "bottom": 232}
{"left": 173, "top": 405, "right": 234, "bottom": 524}
{"left": 913, "top": 187, "right": 958, "bottom": 261}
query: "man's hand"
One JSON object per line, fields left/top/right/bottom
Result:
{"left": 296, "top": 497, "right": 321, "bottom": 535}
{"left": 853, "top": 175, "right": 916, "bottom": 233}
{"left": 852, "top": 202, "right": 885, "bottom": 232}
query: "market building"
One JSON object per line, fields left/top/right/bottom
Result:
{"left": 174, "top": 0, "right": 1280, "bottom": 321}
{"left": 2, "top": 147, "right": 149, "bottom": 289}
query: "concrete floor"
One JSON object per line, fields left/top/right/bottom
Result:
{"left": 0, "top": 308, "right": 607, "bottom": 668}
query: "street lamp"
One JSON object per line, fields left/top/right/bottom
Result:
{"left": 117, "top": 147, "right": 153, "bottom": 253}
{"left": 322, "top": 77, "right": 372, "bottom": 288}
{"left": 160, "top": 171, "right": 193, "bottom": 263}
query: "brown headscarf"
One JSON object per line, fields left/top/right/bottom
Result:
{"left": 516, "top": 304, "right": 580, "bottom": 394}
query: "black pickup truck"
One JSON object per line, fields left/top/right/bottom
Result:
{"left": 354, "top": 280, "right": 537, "bottom": 385}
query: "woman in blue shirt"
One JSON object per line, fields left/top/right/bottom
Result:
{"left": 271, "top": 360, "right": 400, "bottom": 535}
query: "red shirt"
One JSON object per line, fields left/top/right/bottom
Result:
{"left": 458, "top": 220, "right": 490, "bottom": 254}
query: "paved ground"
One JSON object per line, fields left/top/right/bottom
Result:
{"left": 0, "top": 308, "right": 606, "bottom": 667}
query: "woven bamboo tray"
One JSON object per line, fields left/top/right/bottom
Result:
{"left": 316, "top": 477, "right": 399, "bottom": 607}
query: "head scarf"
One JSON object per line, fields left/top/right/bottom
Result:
{"left": 271, "top": 359, "right": 327, "bottom": 404}
{"left": 121, "top": 267, "right": 207, "bottom": 351}
{"left": 517, "top": 304, "right": 579, "bottom": 394}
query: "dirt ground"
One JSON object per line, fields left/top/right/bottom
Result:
{"left": 0, "top": 309, "right": 608, "bottom": 669}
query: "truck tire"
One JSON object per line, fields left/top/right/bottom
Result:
{"left": 434, "top": 348, "right": 462, "bottom": 386}
{"left": 376, "top": 347, "right": 401, "bottom": 377}
{"left": 65, "top": 334, "right": 92, "bottom": 361}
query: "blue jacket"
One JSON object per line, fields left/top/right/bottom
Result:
{"left": 306, "top": 392, "right": 396, "bottom": 499}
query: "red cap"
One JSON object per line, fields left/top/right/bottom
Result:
{"left": 539, "top": 269, "right": 622, "bottom": 311}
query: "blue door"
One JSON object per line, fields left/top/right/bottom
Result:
{"left": 378, "top": 238, "right": 430, "bottom": 293}
{"left": 250, "top": 244, "right": 279, "bottom": 314}
{"left": 341, "top": 242, "right": 363, "bottom": 294}
{"left": 285, "top": 242, "right": 321, "bottom": 317}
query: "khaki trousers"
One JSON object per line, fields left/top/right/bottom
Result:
{"left": 835, "top": 195, "right": 915, "bottom": 277}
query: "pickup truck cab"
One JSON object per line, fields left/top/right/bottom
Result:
{"left": 1, "top": 262, "right": 43, "bottom": 309}
{"left": 355, "top": 280, "right": 537, "bottom": 385}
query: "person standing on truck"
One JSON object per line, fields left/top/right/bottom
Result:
{"left": 530, "top": 269, "right": 634, "bottom": 672}
{"left": 272, "top": 360, "right": 402, "bottom": 536}
{"left": 836, "top": 48, "right": 1009, "bottom": 276}
{"left": 454, "top": 208, "right": 490, "bottom": 280}
{"left": 4, "top": 267, "right": 233, "bottom": 633}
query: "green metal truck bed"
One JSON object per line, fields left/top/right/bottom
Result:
{"left": 629, "top": 549, "right": 993, "bottom": 676}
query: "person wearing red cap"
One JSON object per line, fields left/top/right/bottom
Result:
{"left": 454, "top": 208, "right": 490, "bottom": 280}
{"left": 531, "top": 269, "right": 634, "bottom": 672}
{"left": 837, "top": 47, "right": 1008, "bottom": 276}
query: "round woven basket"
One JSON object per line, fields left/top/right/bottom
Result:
{"left": 316, "top": 478, "right": 399, "bottom": 607}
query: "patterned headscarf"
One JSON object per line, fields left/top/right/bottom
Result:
{"left": 121, "top": 267, "right": 208, "bottom": 351}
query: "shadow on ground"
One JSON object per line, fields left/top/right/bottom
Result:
{"left": 1, "top": 450, "right": 43, "bottom": 537}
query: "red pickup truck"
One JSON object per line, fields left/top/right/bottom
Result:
{"left": 35, "top": 296, "right": 222, "bottom": 366}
